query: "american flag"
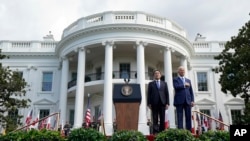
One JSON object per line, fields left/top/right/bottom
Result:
{"left": 46, "top": 117, "right": 51, "bottom": 129}
{"left": 32, "top": 113, "right": 39, "bottom": 129}
{"left": 196, "top": 113, "right": 202, "bottom": 135}
{"left": 165, "top": 110, "right": 169, "bottom": 129}
{"left": 25, "top": 109, "right": 33, "bottom": 125}
{"left": 218, "top": 111, "right": 224, "bottom": 130}
{"left": 85, "top": 94, "right": 91, "bottom": 127}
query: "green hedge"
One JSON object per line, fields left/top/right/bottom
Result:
{"left": 0, "top": 129, "right": 63, "bottom": 141}
{"left": 108, "top": 130, "right": 147, "bottom": 141}
{"left": 155, "top": 128, "right": 196, "bottom": 141}
{"left": 67, "top": 128, "right": 106, "bottom": 141}
{"left": 198, "top": 130, "right": 229, "bottom": 141}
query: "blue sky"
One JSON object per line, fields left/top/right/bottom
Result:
{"left": 0, "top": 0, "right": 249, "bottom": 41}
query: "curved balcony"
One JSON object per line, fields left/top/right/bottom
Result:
{"left": 67, "top": 71, "right": 178, "bottom": 89}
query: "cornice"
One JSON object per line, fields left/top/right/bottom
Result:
{"left": 56, "top": 24, "right": 194, "bottom": 56}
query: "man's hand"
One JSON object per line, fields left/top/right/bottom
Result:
{"left": 185, "top": 82, "right": 190, "bottom": 87}
{"left": 191, "top": 102, "right": 194, "bottom": 107}
{"left": 165, "top": 104, "right": 169, "bottom": 110}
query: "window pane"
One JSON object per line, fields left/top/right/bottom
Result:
{"left": 148, "top": 67, "right": 154, "bottom": 80}
{"left": 39, "top": 109, "right": 50, "bottom": 129}
{"left": 231, "top": 110, "right": 241, "bottom": 124}
{"left": 197, "top": 72, "right": 208, "bottom": 91}
{"left": 42, "top": 72, "right": 53, "bottom": 91}
{"left": 94, "top": 105, "right": 101, "bottom": 122}
{"left": 72, "top": 72, "right": 77, "bottom": 80}
{"left": 69, "top": 110, "right": 75, "bottom": 126}
{"left": 120, "top": 63, "right": 130, "bottom": 78}
{"left": 8, "top": 109, "right": 19, "bottom": 124}
{"left": 39, "top": 109, "right": 50, "bottom": 119}
{"left": 200, "top": 109, "right": 211, "bottom": 116}
{"left": 96, "top": 67, "right": 102, "bottom": 80}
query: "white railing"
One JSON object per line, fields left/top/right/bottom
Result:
{"left": 193, "top": 41, "right": 227, "bottom": 53}
{"left": 62, "top": 11, "right": 187, "bottom": 37}
{"left": 0, "top": 41, "right": 57, "bottom": 53}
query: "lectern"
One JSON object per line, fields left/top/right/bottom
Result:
{"left": 113, "top": 83, "right": 141, "bottom": 131}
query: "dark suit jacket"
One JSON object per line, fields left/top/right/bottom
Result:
{"left": 173, "top": 77, "right": 194, "bottom": 106}
{"left": 147, "top": 80, "right": 170, "bottom": 106}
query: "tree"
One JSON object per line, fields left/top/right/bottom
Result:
{"left": 213, "top": 17, "right": 250, "bottom": 125}
{"left": 0, "top": 49, "right": 31, "bottom": 132}
{"left": 213, "top": 18, "right": 250, "bottom": 104}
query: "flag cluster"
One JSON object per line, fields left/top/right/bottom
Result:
{"left": 193, "top": 110, "right": 224, "bottom": 135}
{"left": 24, "top": 110, "right": 59, "bottom": 131}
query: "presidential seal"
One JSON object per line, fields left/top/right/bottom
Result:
{"left": 121, "top": 85, "right": 133, "bottom": 96}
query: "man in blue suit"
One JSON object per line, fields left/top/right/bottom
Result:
{"left": 173, "top": 66, "right": 194, "bottom": 132}
{"left": 147, "top": 70, "right": 169, "bottom": 134}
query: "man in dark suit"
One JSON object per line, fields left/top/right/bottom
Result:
{"left": 147, "top": 70, "right": 170, "bottom": 134}
{"left": 173, "top": 66, "right": 194, "bottom": 132}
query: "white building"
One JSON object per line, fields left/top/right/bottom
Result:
{"left": 0, "top": 11, "right": 244, "bottom": 135}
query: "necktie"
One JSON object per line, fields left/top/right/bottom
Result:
{"left": 156, "top": 81, "right": 160, "bottom": 89}
{"left": 182, "top": 77, "right": 185, "bottom": 84}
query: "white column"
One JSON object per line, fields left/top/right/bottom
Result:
{"left": 102, "top": 41, "right": 114, "bottom": 136}
{"left": 59, "top": 57, "right": 69, "bottom": 125}
{"left": 180, "top": 56, "right": 188, "bottom": 77}
{"left": 164, "top": 47, "right": 176, "bottom": 128}
{"left": 74, "top": 47, "right": 86, "bottom": 128}
{"left": 136, "top": 41, "right": 149, "bottom": 135}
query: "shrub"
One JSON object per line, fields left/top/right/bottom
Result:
{"left": 155, "top": 128, "right": 196, "bottom": 141}
{"left": 67, "top": 128, "right": 106, "bottom": 141}
{"left": 0, "top": 130, "right": 25, "bottom": 141}
{"left": 109, "top": 130, "right": 147, "bottom": 141}
{"left": 198, "top": 130, "right": 229, "bottom": 141}
{"left": 0, "top": 129, "right": 64, "bottom": 141}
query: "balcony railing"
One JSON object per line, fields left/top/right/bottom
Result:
{"left": 62, "top": 11, "right": 187, "bottom": 38}
{"left": 67, "top": 71, "right": 154, "bottom": 88}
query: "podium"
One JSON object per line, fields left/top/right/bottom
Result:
{"left": 113, "top": 83, "right": 141, "bottom": 131}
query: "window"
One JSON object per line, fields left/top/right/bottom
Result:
{"left": 200, "top": 109, "right": 211, "bottom": 116}
{"left": 96, "top": 67, "right": 102, "bottom": 80}
{"left": 231, "top": 110, "right": 241, "bottom": 124}
{"left": 197, "top": 72, "right": 208, "bottom": 91}
{"left": 8, "top": 109, "right": 19, "bottom": 125}
{"left": 69, "top": 110, "right": 75, "bottom": 126}
{"left": 39, "top": 109, "right": 50, "bottom": 129}
{"left": 172, "top": 72, "right": 178, "bottom": 78}
{"left": 39, "top": 109, "right": 50, "bottom": 119}
{"left": 15, "top": 71, "right": 23, "bottom": 78}
{"left": 72, "top": 72, "right": 77, "bottom": 80}
{"left": 94, "top": 105, "right": 101, "bottom": 122}
{"left": 148, "top": 67, "right": 154, "bottom": 80}
{"left": 120, "top": 63, "right": 130, "bottom": 78}
{"left": 42, "top": 72, "right": 53, "bottom": 91}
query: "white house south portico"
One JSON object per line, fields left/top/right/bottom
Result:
{"left": 55, "top": 11, "right": 194, "bottom": 135}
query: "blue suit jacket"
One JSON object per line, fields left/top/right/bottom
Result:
{"left": 173, "top": 77, "right": 194, "bottom": 106}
